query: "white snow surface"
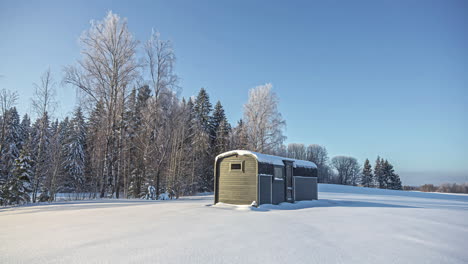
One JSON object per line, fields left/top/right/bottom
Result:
{"left": 1, "top": 184, "right": 468, "bottom": 264}
{"left": 215, "top": 149, "right": 317, "bottom": 168}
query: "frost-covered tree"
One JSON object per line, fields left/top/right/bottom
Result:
{"left": 0, "top": 107, "right": 21, "bottom": 183}
{"left": 31, "top": 113, "right": 52, "bottom": 202}
{"left": 331, "top": 156, "right": 361, "bottom": 186}
{"left": 361, "top": 159, "right": 373, "bottom": 187}
{"left": 306, "top": 144, "right": 331, "bottom": 183}
{"left": 243, "top": 83, "right": 286, "bottom": 154}
{"left": 231, "top": 119, "right": 249, "bottom": 150}
{"left": 19, "top": 114, "right": 31, "bottom": 150}
{"left": 64, "top": 107, "right": 87, "bottom": 193}
{"left": 64, "top": 11, "right": 138, "bottom": 198}
{"left": 30, "top": 69, "right": 55, "bottom": 203}
{"left": 287, "top": 143, "right": 306, "bottom": 160}
{"left": 144, "top": 29, "right": 178, "bottom": 101}
{"left": 1, "top": 149, "right": 33, "bottom": 205}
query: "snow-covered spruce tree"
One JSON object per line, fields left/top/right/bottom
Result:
{"left": 1, "top": 149, "right": 33, "bottom": 206}
{"left": 0, "top": 107, "right": 21, "bottom": 184}
{"left": 127, "top": 85, "right": 152, "bottom": 198}
{"left": 212, "top": 101, "right": 231, "bottom": 155}
{"left": 19, "top": 114, "right": 31, "bottom": 151}
{"left": 31, "top": 112, "right": 51, "bottom": 202}
{"left": 361, "top": 159, "right": 373, "bottom": 187}
{"left": 31, "top": 69, "right": 55, "bottom": 203}
{"left": 243, "top": 83, "right": 286, "bottom": 154}
{"left": 193, "top": 88, "right": 214, "bottom": 191}
{"left": 194, "top": 88, "right": 213, "bottom": 134}
{"left": 64, "top": 107, "right": 87, "bottom": 195}
{"left": 86, "top": 100, "right": 106, "bottom": 198}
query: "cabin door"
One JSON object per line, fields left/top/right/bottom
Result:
{"left": 285, "top": 162, "right": 294, "bottom": 202}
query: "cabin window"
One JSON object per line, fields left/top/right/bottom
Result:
{"left": 274, "top": 166, "right": 284, "bottom": 180}
{"left": 230, "top": 162, "right": 243, "bottom": 171}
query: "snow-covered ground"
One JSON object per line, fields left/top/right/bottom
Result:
{"left": 1, "top": 184, "right": 467, "bottom": 264}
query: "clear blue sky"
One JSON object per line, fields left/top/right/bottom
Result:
{"left": 1, "top": 0, "right": 467, "bottom": 185}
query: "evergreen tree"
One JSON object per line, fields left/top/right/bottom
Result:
{"left": 214, "top": 119, "right": 231, "bottom": 155}
{"left": 392, "top": 174, "right": 402, "bottom": 190}
{"left": 232, "top": 119, "right": 249, "bottom": 150}
{"left": 0, "top": 149, "right": 33, "bottom": 205}
{"left": 86, "top": 100, "right": 106, "bottom": 197}
{"left": 64, "top": 107, "right": 87, "bottom": 193}
{"left": 193, "top": 88, "right": 215, "bottom": 191}
{"left": 211, "top": 101, "right": 227, "bottom": 136}
{"left": 193, "top": 88, "right": 212, "bottom": 133}
{"left": 382, "top": 160, "right": 392, "bottom": 189}
{"left": 31, "top": 112, "right": 51, "bottom": 202}
{"left": 0, "top": 107, "right": 22, "bottom": 183}
{"left": 19, "top": 114, "right": 31, "bottom": 151}
{"left": 374, "top": 156, "right": 385, "bottom": 188}
{"left": 127, "top": 85, "right": 152, "bottom": 198}
{"left": 384, "top": 160, "right": 402, "bottom": 190}
{"left": 212, "top": 101, "right": 230, "bottom": 155}
{"left": 361, "top": 158, "right": 373, "bottom": 187}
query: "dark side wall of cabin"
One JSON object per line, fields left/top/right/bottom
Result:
{"left": 257, "top": 161, "right": 317, "bottom": 205}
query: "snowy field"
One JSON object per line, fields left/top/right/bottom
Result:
{"left": 1, "top": 184, "right": 468, "bottom": 264}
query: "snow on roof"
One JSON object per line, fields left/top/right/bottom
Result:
{"left": 215, "top": 150, "right": 317, "bottom": 169}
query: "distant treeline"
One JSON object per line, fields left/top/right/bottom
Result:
{"left": 282, "top": 143, "right": 402, "bottom": 190}
{"left": 403, "top": 183, "right": 468, "bottom": 194}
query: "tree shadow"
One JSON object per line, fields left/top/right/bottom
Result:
{"left": 251, "top": 199, "right": 419, "bottom": 212}
{"left": 209, "top": 198, "right": 419, "bottom": 212}
{"left": 319, "top": 184, "right": 468, "bottom": 202}
{"left": 0, "top": 196, "right": 212, "bottom": 214}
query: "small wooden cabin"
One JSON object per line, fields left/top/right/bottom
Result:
{"left": 214, "top": 150, "right": 318, "bottom": 206}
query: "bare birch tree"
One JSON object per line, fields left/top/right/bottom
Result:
{"left": 307, "top": 144, "right": 331, "bottom": 183}
{"left": 31, "top": 69, "right": 56, "bottom": 202}
{"left": 243, "top": 83, "right": 286, "bottom": 154}
{"left": 287, "top": 143, "right": 306, "bottom": 160}
{"left": 64, "top": 11, "right": 139, "bottom": 198}
{"left": 141, "top": 29, "right": 179, "bottom": 197}
{"left": 331, "top": 156, "right": 361, "bottom": 186}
